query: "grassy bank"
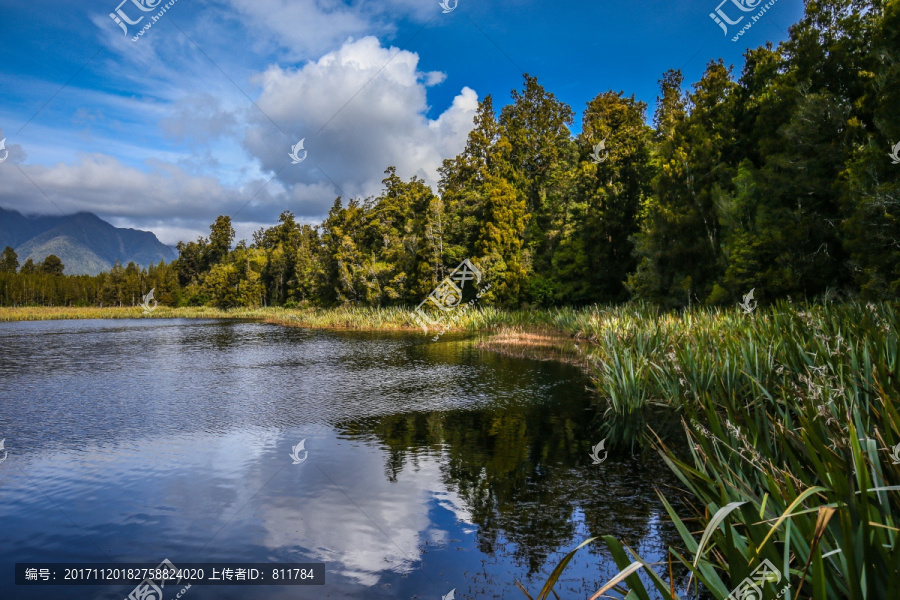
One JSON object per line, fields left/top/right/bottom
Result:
{"left": 0, "top": 302, "right": 655, "bottom": 332}
{"left": 516, "top": 301, "right": 900, "bottom": 599}
{"left": 0, "top": 306, "right": 274, "bottom": 321}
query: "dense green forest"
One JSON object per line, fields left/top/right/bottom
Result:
{"left": 2, "top": 0, "right": 897, "bottom": 309}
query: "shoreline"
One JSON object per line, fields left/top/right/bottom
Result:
{"left": 0, "top": 305, "right": 590, "bottom": 367}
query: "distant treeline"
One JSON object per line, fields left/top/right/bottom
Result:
{"left": 0, "top": 247, "right": 178, "bottom": 307}
{"left": 1, "top": 0, "right": 897, "bottom": 309}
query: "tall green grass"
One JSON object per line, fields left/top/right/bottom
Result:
{"left": 524, "top": 301, "right": 900, "bottom": 599}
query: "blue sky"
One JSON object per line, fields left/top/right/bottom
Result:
{"left": 0, "top": 0, "right": 804, "bottom": 245}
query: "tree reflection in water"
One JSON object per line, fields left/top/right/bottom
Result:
{"left": 337, "top": 378, "right": 686, "bottom": 579}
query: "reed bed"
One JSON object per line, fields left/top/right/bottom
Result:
{"left": 272, "top": 305, "right": 576, "bottom": 332}
{"left": 524, "top": 301, "right": 900, "bottom": 600}
{"left": 272, "top": 306, "right": 438, "bottom": 330}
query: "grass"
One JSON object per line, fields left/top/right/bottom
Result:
{"left": 0, "top": 306, "right": 273, "bottom": 321}
{"left": 0, "top": 304, "right": 607, "bottom": 337}
{"left": 517, "top": 301, "right": 900, "bottom": 599}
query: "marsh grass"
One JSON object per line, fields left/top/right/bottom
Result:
{"left": 474, "top": 330, "right": 588, "bottom": 368}
{"left": 522, "top": 301, "right": 900, "bottom": 599}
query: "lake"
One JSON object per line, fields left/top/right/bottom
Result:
{"left": 0, "top": 319, "right": 681, "bottom": 599}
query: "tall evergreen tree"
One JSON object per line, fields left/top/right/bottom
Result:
{"left": 40, "top": 255, "right": 65, "bottom": 276}
{"left": 629, "top": 61, "right": 738, "bottom": 306}
{"left": 439, "top": 95, "right": 503, "bottom": 265}
{"left": 0, "top": 246, "right": 18, "bottom": 273}
{"left": 499, "top": 75, "right": 576, "bottom": 277}
{"left": 288, "top": 224, "right": 323, "bottom": 305}
{"left": 840, "top": 0, "right": 900, "bottom": 298}
{"left": 207, "top": 215, "right": 235, "bottom": 269}
{"left": 474, "top": 168, "right": 529, "bottom": 306}
{"left": 553, "top": 91, "right": 654, "bottom": 304}
{"left": 319, "top": 198, "right": 369, "bottom": 305}
{"left": 19, "top": 258, "right": 36, "bottom": 275}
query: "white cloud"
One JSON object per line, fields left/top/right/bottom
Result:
{"left": 0, "top": 153, "right": 278, "bottom": 244}
{"left": 249, "top": 36, "right": 478, "bottom": 198}
{"left": 0, "top": 150, "right": 374, "bottom": 244}
{"left": 220, "top": 0, "right": 436, "bottom": 61}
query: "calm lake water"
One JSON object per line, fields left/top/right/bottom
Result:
{"left": 0, "top": 319, "right": 681, "bottom": 599}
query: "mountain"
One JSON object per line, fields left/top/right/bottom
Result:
{"left": 0, "top": 207, "right": 178, "bottom": 275}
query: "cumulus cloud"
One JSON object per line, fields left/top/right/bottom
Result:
{"left": 249, "top": 36, "right": 478, "bottom": 198}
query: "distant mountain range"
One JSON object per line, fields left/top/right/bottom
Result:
{"left": 0, "top": 207, "right": 178, "bottom": 276}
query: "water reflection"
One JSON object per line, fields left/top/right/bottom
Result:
{"left": 341, "top": 392, "right": 679, "bottom": 578}
{"left": 0, "top": 320, "right": 681, "bottom": 599}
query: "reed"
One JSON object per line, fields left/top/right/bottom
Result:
{"left": 523, "top": 301, "right": 900, "bottom": 599}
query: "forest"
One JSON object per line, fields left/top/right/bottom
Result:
{"left": 1, "top": 0, "right": 897, "bottom": 310}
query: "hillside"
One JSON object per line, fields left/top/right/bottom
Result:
{"left": 0, "top": 207, "right": 177, "bottom": 275}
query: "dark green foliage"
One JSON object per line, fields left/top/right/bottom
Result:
{"left": 629, "top": 60, "right": 738, "bottom": 307}
{"left": 0, "top": 246, "right": 18, "bottom": 273}
{"left": 0, "top": 258, "right": 178, "bottom": 307}
{"left": 498, "top": 74, "right": 576, "bottom": 278}
{"left": 0, "top": 0, "right": 896, "bottom": 309}
{"left": 19, "top": 258, "right": 36, "bottom": 274}
{"left": 554, "top": 91, "right": 654, "bottom": 305}
{"left": 40, "top": 254, "right": 64, "bottom": 276}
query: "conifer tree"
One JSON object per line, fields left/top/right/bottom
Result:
{"left": 0, "top": 246, "right": 18, "bottom": 273}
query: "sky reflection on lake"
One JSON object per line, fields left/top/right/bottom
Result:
{"left": 0, "top": 319, "right": 680, "bottom": 599}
